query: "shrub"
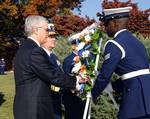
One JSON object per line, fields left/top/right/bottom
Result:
{"left": 134, "top": 33, "right": 150, "bottom": 61}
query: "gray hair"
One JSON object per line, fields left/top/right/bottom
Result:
{"left": 24, "top": 15, "right": 48, "bottom": 36}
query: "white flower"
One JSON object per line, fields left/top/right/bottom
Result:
{"left": 77, "top": 42, "right": 85, "bottom": 51}
{"left": 89, "top": 29, "right": 95, "bottom": 34}
{"left": 84, "top": 34, "right": 91, "bottom": 42}
{"left": 82, "top": 50, "right": 90, "bottom": 58}
{"left": 72, "top": 61, "right": 82, "bottom": 73}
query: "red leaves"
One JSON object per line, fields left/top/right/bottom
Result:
{"left": 102, "top": 0, "right": 150, "bottom": 37}
{"left": 52, "top": 15, "right": 95, "bottom": 36}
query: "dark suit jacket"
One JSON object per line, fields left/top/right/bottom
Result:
{"left": 13, "top": 38, "right": 76, "bottom": 119}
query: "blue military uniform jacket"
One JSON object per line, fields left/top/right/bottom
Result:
{"left": 48, "top": 53, "right": 62, "bottom": 119}
{"left": 49, "top": 53, "right": 61, "bottom": 71}
{"left": 63, "top": 52, "right": 76, "bottom": 75}
{"left": 62, "top": 52, "right": 86, "bottom": 119}
{"left": 92, "top": 29, "right": 150, "bottom": 119}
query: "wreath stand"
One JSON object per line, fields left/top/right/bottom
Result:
{"left": 82, "top": 38, "right": 119, "bottom": 119}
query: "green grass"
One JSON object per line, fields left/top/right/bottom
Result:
{"left": 0, "top": 72, "right": 15, "bottom": 119}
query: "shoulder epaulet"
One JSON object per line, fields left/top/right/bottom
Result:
{"left": 103, "top": 40, "right": 125, "bottom": 59}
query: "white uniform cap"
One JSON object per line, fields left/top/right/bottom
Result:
{"left": 104, "top": 7, "right": 132, "bottom": 16}
{"left": 68, "top": 23, "right": 98, "bottom": 44}
{"left": 99, "top": 6, "right": 132, "bottom": 22}
{"left": 48, "top": 23, "right": 57, "bottom": 35}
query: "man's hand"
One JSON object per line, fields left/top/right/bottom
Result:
{"left": 76, "top": 74, "right": 90, "bottom": 83}
{"left": 75, "top": 75, "right": 89, "bottom": 91}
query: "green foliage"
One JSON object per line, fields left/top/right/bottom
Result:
{"left": 80, "top": 28, "right": 105, "bottom": 99}
{"left": 53, "top": 36, "right": 72, "bottom": 63}
{"left": 135, "top": 34, "right": 150, "bottom": 61}
{"left": 91, "top": 29, "right": 102, "bottom": 54}
{"left": 91, "top": 93, "right": 117, "bottom": 119}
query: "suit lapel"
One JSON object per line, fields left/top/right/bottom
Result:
{"left": 49, "top": 53, "right": 61, "bottom": 70}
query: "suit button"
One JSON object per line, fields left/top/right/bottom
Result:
{"left": 127, "top": 88, "right": 131, "bottom": 92}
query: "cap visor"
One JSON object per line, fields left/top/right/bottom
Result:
{"left": 48, "top": 32, "right": 57, "bottom": 35}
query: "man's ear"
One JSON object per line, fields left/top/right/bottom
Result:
{"left": 34, "top": 28, "right": 40, "bottom": 35}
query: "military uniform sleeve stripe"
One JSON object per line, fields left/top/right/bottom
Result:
{"left": 104, "top": 40, "right": 125, "bottom": 59}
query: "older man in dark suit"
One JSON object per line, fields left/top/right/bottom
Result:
{"left": 13, "top": 15, "right": 82, "bottom": 119}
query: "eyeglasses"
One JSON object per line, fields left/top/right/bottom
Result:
{"left": 40, "top": 27, "right": 49, "bottom": 32}
{"left": 48, "top": 35, "right": 56, "bottom": 38}
{"left": 35, "top": 26, "right": 49, "bottom": 32}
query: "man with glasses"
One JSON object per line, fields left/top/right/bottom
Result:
{"left": 13, "top": 15, "right": 84, "bottom": 119}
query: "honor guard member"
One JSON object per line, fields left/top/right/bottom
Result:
{"left": 62, "top": 39, "right": 86, "bottom": 119}
{"left": 0, "top": 58, "right": 6, "bottom": 75}
{"left": 92, "top": 7, "right": 150, "bottom": 119}
{"left": 42, "top": 22, "right": 62, "bottom": 119}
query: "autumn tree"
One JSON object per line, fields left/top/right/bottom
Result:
{"left": 52, "top": 15, "right": 94, "bottom": 36}
{"left": 0, "top": 0, "right": 94, "bottom": 70}
{"left": 101, "top": 0, "right": 150, "bottom": 37}
{"left": 0, "top": 0, "right": 90, "bottom": 38}
{"left": 22, "top": 0, "right": 94, "bottom": 36}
